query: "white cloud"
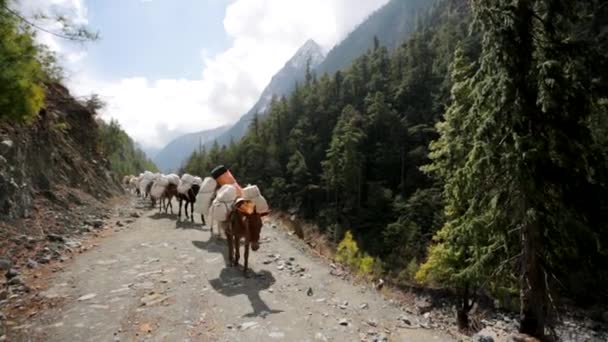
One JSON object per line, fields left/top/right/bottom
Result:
{"left": 17, "top": 0, "right": 389, "bottom": 149}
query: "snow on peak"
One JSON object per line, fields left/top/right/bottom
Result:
{"left": 288, "top": 39, "right": 325, "bottom": 70}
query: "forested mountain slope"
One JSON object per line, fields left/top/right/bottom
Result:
{"left": 315, "top": 0, "right": 436, "bottom": 75}
{"left": 198, "top": 40, "right": 325, "bottom": 152}
{"left": 184, "top": 0, "right": 608, "bottom": 339}
{"left": 153, "top": 125, "right": 227, "bottom": 173}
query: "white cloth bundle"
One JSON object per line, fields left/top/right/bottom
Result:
{"left": 193, "top": 177, "right": 217, "bottom": 215}
{"left": 181, "top": 173, "right": 195, "bottom": 183}
{"left": 139, "top": 179, "right": 152, "bottom": 194}
{"left": 150, "top": 176, "right": 169, "bottom": 198}
{"left": 193, "top": 177, "right": 203, "bottom": 186}
{"left": 178, "top": 173, "right": 195, "bottom": 194}
{"left": 252, "top": 195, "right": 269, "bottom": 213}
{"left": 216, "top": 184, "right": 237, "bottom": 203}
{"left": 242, "top": 185, "right": 261, "bottom": 200}
{"left": 210, "top": 199, "right": 232, "bottom": 222}
{"left": 193, "top": 191, "right": 214, "bottom": 215}
{"left": 167, "top": 174, "right": 180, "bottom": 185}
{"left": 201, "top": 177, "right": 217, "bottom": 193}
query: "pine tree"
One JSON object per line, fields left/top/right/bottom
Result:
{"left": 419, "top": 1, "right": 608, "bottom": 337}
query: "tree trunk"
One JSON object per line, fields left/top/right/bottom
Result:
{"left": 520, "top": 219, "right": 547, "bottom": 339}
{"left": 457, "top": 284, "right": 472, "bottom": 331}
{"left": 510, "top": 1, "right": 547, "bottom": 339}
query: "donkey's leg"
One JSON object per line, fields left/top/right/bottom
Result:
{"left": 244, "top": 240, "right": 250, "bottom": 276}
{"left": 234, "top": 236, "right": 240, "bottom": 267}
{"left": 190, "top": 202, "right": 195, "bottom": 222}
{"left": 226, "top": 232, "right": 234, "bottom": 267}
{"left": 166, "top": 196, "right": 173, "bottom": 215}
{"left": 178, "top": 199, "right": 183, "bottom": 219}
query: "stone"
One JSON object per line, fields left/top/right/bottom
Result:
{"left": 239, "top": 321, "right": 258, "bottom": 330}
{"left": 37, "top": 255, "right": 51, "bottom": 264}
{"left": 472, "top": 333, "right": 495, "bottom": 342}
{"left": 46, "top": 234, "right": 65, "bottom": 243}
{"left": 339, "top": 318, "right": 348, "bottom": 326}
{"left": 360, "top": 303, "right": 369, "bottom": 310}
{"left": 8, "top": 277, "right": 23, "bottom": 286}
{"left": 5, "top": 268, "right": 18, "bottom": 279}
{"left": 269, "top": 331, "right": 285, "bottom": 339}
{"left": 398, "top": 315, "right": 411, "bottom": 326}
{"left": 376, "top": 333, "right": 388, "bottom": 342}
{"left": 315, "top": 332, "right": 328, "bottom": 341}
{"left": 92, "top": 219, "right": 104, "bottom": 229}
{"left": 26, "top": 259, "right": 38, "bottom": 269}
{"left": 307, "top": 287, "right": 313, "bottom": 296}
{"left": 78, "top": 293, "right": 97, "bottom": 301}
{"left": 367, "top": 319, "right": 378, "bottom": 327}
{"left": 0, "top": 289, "right": 8, "bottom": 300}
{"left": 0, "top": 140, "right": 13, "bottom": 153}
{"left": 0, "top": 258, "right": 12, "bottom": 271}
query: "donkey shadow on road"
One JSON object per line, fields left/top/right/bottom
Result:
{"left": 192, "top": 238, "right": 283, "bottom": 318}
{"left": 175, "top": 219, "right": 205, "bottom": 231}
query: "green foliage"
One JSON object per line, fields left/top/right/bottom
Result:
{"left": 336, "top": 231, "right": 383, "bottom": 277}
{"left": 0, "top": 1, "right": 45, "bottom": 122}
{"left": 336, "top": 231, "right": 360, "bottom": 268}
{"left": 180, "top": 2, "right": 608, "bottom": 330}
{"left": 97, "top": 119, "right": 158, "bottom": 178}
{"left": 419, "top": 0, "right": 608, "bottom": 335}
{"left": 181, "top": 0, "right": 471, "bottom": 280}
{"left": 0, "top": 1, "right": 98, "bottom": 123}
{"left": 399, "top": 258, "right": 419, "bottom": 283}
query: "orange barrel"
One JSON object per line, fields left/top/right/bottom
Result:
{"left": 211, "top": 165, "right": 242, "bottom": 196}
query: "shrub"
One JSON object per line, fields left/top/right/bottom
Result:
{"left": 336, "top": 230, "right": 383, "bottom": 278}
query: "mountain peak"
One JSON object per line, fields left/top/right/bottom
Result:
{"left": 288, "top": 39, "right": 325, "bottom": 70}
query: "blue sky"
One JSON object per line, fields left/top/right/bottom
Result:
{"left": 17, "top": 0, "right": 389, "bottom": 150}
{"left": 85, "top": 0, "right": 230, "bottom": 81}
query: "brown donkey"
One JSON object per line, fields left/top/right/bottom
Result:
{"left": 225, "top": 201, "right": 267, "bottom": 276}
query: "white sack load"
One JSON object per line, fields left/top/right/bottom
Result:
{"left": 181, "top": 173, "right": 195, "bottom": 183}
{"left": 252, "top": 195, "right": 269, "bottom": 214}
{"left": 150, "top": 176, "right": 169, "bottom": 198}
{"left": 167, "top": 174, "right": 180, "bottom": 185}
{"left": 178, "top": 173, "right": 195, "bottom": 194}
{"left": 193, "top": 177, "right": 203, "bottom": 186}
{"left": 216, "top": 184, "right": 237, "bottom": 203}
{"left": 210, "top": 199, "right": 232, "bottom": 222}
{"left": 139, "top": 178, "right": 152, "bottom": 194}
{"left": 201, "top": 177, "right": 217, "bottom": 193}
{"left": 242, "top": 185, "right": 261, "bottom": 200}
{"left": 193, "top": 177, "right": 217, "bottom": 215}
{"left": 193, "top": 191, "right": 214, "bottom": 215}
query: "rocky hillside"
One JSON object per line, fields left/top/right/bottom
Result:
{"left": 0, "top": 82, "right": 122, "bottom": 233}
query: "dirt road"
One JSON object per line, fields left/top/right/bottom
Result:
{"left": 8, "top": 197, "right": 455, "bottom": 341}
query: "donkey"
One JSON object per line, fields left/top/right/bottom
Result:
{"left": 162, "top": 183, "right": 179, "bottom": 214}
{"left": 225, "top": 200, "right": 267, "bottom": 276}
{"left": 178, "top": 183, "right": 203, "bottom": 223}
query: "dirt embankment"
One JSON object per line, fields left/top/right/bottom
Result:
{"left": 1, "top": 82, "right": 124, "bottom": 334}
{"left": 1, "top": 82, "right": 122, "bottom": 257}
